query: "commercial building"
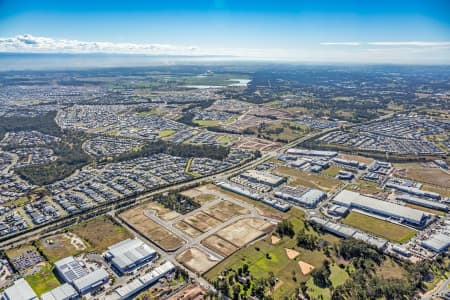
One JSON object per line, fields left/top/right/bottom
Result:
{"left": 114, "top": 261, "right": 174, "bottom": 300}
{"left": 216, "top": 182, "right": 261, "bottom": 200}
{"left": 392, "top": 245, "right": 412, "bottom": 257}
{"left": 73, "top": 268, "right": 109, "bottom": 295}
{"left": 286, "top": 149, "right": 337, "bottom": 158}
{"left": 396, "top": 195, "right": 448, "bottom": 212}
{"left": 421, "top": 233, "right": 450, "bottom": 253}
{"left": 275, "top": 189, "right": 326, "bottom": 208}
{"left": 3, "top": 278, "right": 38, "bottom": 300}
{"left": 333, "top": 190, "right": 427, "bottom": 227}
{"left": 40, "top": 283, "right": 78, "bottom": 300}
{"left": 54, "top": 256, "right": 87, "bottom": 284}
{"left": 240, "top": 170, "right": 286, "bottom": 187}
{"left": 105, "top": 238, "right": 157, "bottom": 275}
{"left": 332, "top": 158, "right": 366, "bottom": 170}
{"left": 337, "top": 170, "right": 354, "bottom": 180}
{"left": 386, "top": 183, "right": 441, "bottom": 200}
{"left": 309, "top": 217, "right": 387, "bottom": 250}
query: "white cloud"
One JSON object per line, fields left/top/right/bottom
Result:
{"left": 320, "top": 42, "right": 361, "bottom": 46}
{"left": 0, "top": 34, "right": 199, "bottom": 55}
{"left": 367, "top": 41, "right": 450, "bottom": 47}
{"left": 0, "top": 34, "right": 449, "bottom": 64}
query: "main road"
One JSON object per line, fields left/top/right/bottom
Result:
{"left": 0, "top": 126, "right": 328, "bottom": 250}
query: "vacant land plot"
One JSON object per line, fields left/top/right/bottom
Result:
{"left": 25, "top": 262, "right": 60, "bottom": 296}
{"left": 343, "top": 211, "right": 417, "bottom": 243}
{"left": 205, "top": 215, "right": 342, "bottom": 299}
{"left": 203, "top": 200, "right": 249, "bottom": 222}
{"left": 142, "top": 201, "right": 181, "bottom": 221}
{"left": 158, "top": 129, "right": 176, "bottom": 137}
{"left": 180, "top": 184, "right": 218, "bottom": 205}
{"left": 394, "top": 163, "right": 450, "bottom": 188}
{"left": 274, "top": 167, "right": 342, "bottom": 192}
{"left": 346, "top": 179, "right": 387, "bottom": 196}
{"left": 71, "top": 216, "right": 132, "bottom": 253}
{"left": 193, "top": 119, "right": 219, "bottom": 127}
{"left": 174, "top": 221, "right": 202, "bottom": 237}
{"left": 321, "top": 165, "right": 342, "bottom": 177}
{"left": 216, "top": 218, "right": 274, "bottom": 248}
{"left": 234, "top": 137, "right": 281, "bottom": 151}
{"left": 37, "top": 233, "right": 84, "bottom": 263}
{"left": 211, "top": 185, "right": 286, "bottom": 220}
{"left": 184, "top": 211, "right": 222, "bottom": 233}
{"left": 338, "top": 154, "right": 374, "bottom": 165}
{"left": 422, "top": 184, "right": 450, "bottom": 198}
{"left": 119, "top": 208, "right": 184, "bottom": 251}
{"left": 202, "top": 235, "right": 239, "bottom": 257}
{"left": 177, "top": 247, "right": 219, "bottom": 274}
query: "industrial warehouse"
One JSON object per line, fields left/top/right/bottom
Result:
{"left": 104, "top": 238, "right": 157, "bottom": 275}
{"left": 240, "top": 170, "right": 286, "bottom": 187}
{"left": 332, "top": 190, "right": 429, "bottom": 227}
{"left": 275, "top": 187, "right": 326, "bottom": 208}
{"left": 54, "top": 256, "right": 109, "bottom": 295}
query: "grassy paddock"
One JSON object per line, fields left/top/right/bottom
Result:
{"left": 71, "top": 216, "right": 132, "bottom": 253}
{"left": 343, "top": 211, "right": 417, "bottom": 243}
{"left": 25, "top": 262, "right": 60, "bottom": 296}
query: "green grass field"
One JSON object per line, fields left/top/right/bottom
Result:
{"left": 25, "top": 262, "right": 60, "bottom": 296}
{"left": 217, "top": 135, "right": 233, "bottom": 143}
{"left": 321, "top": 165, "right": 342, "bottom": 177}
{"left": 193, "top": 119, "right": 220, "bottom": 127}
{"left": 158, "top": 129, "right": 176, "bottom": 137}
{"left": 343, "top": 211, "right": 417, "bottom": 243}
{"left": 205, "top": 215, "right": 341, "bottom": 299}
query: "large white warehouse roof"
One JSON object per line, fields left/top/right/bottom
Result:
{"left": 333, "top": 190, "right": 426, "bottom": 225}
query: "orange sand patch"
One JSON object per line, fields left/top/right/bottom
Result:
{"left": 285, "top": 248, "right": 300, "bottom": 260}
{"left": 298, "top": 261, "right": 315, "bottom": 275}
{"left": 271, "top": 235, "right": 281, "bottom": 244}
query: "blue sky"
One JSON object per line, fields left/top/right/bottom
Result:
{"left": 0, "top": 0, "right": 449, "bottom": 63}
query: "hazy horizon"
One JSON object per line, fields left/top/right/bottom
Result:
{"left": 1, "top": 0, "right": 449, "bottom": 65}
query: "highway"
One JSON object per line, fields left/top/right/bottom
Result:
{"left": 0, "top": 126, "right": 326, "bottom": 250}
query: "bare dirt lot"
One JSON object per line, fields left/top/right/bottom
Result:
{"left": 201, "top": 235, "right": 239, "bottom": 257}
{"left": 203, "top": 200, "right": 249, "bottom": 222}
{"left": 394, "top": 163, "right": 450, "bottom": 188}
{"left": 167, "top": 284, "right": 207, "bottom": 300}
{"left": 184, "top": 211, "right": 222, "bottom": 233}
{"left": 179, "top": 184, "right": 219, "bottom": 205}
{"left": 119, "top": 206, "right": 184, "bottom": 251}
{"left": 174, "top": 221, "right": 202, "bottom": 238}
{"left": 216, "top": 218, "right": 274, "bottom": 248}
{"left": 144, "top": 201, "right": 181, "bottom": 221}
{"left": 298, "top": 260, "right": 315, "bottom": 275}
{"left": 176, "top": 247, "right": 220, "bottom": 274}
{"left": 37, "top": 233, "right": 85, "bottom": 263}
{"left": 234, "top": 137, "right": 281, "bottom": 151}
{"left": 210, "top": 185, "right": 286, "bottom": 220}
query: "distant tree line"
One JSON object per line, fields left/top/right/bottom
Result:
{"left": 113, "top": 140, "right": 230, "bottom": 162}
